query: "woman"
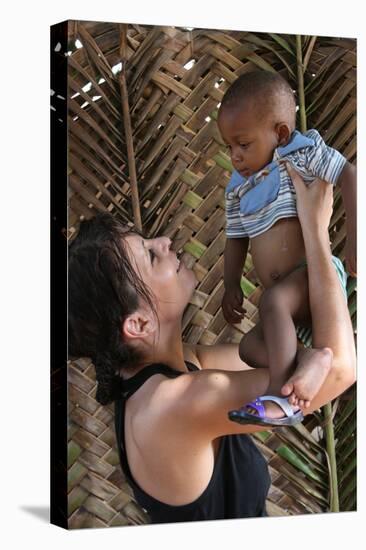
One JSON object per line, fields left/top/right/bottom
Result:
{"left": 68, "top": 165, "right": 356, "bottom": 523}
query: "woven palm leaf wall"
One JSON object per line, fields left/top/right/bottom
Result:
{"left": 62, "top": 21, "right": 357, "bottom": 528}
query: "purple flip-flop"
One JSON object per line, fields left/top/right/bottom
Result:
{"left": 228, "top": 395, "right": 304, "bottom": 427}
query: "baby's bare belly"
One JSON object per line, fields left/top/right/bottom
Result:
{"left": 250, "top": 218, "right": 306, "bottom": 289}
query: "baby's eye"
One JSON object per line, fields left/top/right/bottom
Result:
{"left": 239, "top": 143, "right": 249, "bottom": 149}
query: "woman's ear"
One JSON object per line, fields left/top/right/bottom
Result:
{"left": 122, "top": 310, "right": 157, "bottom": 342}
{"left": 276, "top": 123, "right": 291, "bottom": 146}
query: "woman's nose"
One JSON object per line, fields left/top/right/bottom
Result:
{"left": 161, "top": 237, "right": 172, "bottom": 252}
{"left": 153, "top": 236, "right": 171, "bottom": 253}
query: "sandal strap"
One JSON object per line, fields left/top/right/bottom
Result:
{"left": 259, "top": 395, "right": 295, "bottom": 417}
{"left": 240, "top": 397, "right": 266, "bottom": 418}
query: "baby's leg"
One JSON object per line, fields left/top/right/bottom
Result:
{"left": 238, "top": 267, "right": 331, "bottom": 419}
{"left": 259, "top": 266, "right": 322, "bottom": 401}
{"left": 239, "top": 323, "right": 268, "bottom": 369}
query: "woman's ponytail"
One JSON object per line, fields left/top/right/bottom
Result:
{"left": 94, "top": 351, "right": 124, "bottom": 405}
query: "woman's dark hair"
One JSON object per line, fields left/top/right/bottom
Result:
{"left": 68, "top": 213, "right": 156, "bottom": 405}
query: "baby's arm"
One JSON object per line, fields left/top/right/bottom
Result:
{"left": 222, "top": 237, "right": 249, "bottom": 324}
{"left": 338, "top": 162, "right": 357, "bottom": 276}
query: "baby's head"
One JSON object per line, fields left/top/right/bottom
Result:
{"left": 217, "top": 71, "right": 296, "bottom": 177}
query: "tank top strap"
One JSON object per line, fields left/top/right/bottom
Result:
{"left": 120, "top": 361, "right": 199, "bottom": 400}
{"left": 185, "top": 360, "right": 199, "bottom": 372}
{"left": 120, "top": 363, "right": 182, "bottom": 400}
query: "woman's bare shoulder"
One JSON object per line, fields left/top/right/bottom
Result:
{"left": 184, "top": 343, "right": 253, "bottom": 372}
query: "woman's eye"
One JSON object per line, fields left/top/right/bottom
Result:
{"left": 149, "top": 249, "right": 155, "bottom": 263}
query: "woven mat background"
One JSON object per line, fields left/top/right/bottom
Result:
{"left": 59, "top": 21, "right": 356, "bottom": 527}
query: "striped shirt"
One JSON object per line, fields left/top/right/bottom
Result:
{"left": 225, "top": 129, "right": 347, "bottom": 239}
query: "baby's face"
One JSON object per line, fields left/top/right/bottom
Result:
{"left": 218, "top": 105, "right": 279, "bottom": 178}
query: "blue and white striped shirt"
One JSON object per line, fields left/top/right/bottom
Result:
{"left": 225, "top": 129, "right": 347, "bottom": 239}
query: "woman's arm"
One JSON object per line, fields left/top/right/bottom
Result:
{"left": 286, "top": 163, "right": 356, "bottom": 413}
{"left": 184, "top": 342, "right": 254, "bottom": 372}
{"left": 338, "top": 162, "right": 357, "bottom": 277}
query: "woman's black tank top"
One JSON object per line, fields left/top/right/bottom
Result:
{"left": 114, "top": 362, "right": 271, "bottom": 524}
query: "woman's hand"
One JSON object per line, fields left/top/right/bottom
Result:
{"left": 285, "top": 162, "right": 333, "bottom": 235}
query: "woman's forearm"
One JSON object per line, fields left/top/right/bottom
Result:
{"left": 283, "top": 164, "right": 356, "bottom": 413}
{"left": 339, "top": 163, "right": 357, "bottom": 237}
{"left": 302, "top": 226, "right": 356, "bottom": 373}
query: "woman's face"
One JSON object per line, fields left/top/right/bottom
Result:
{"left": 124, "top": 234, "right": 197, "bottom": 322}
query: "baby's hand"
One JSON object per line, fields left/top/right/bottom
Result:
{"left": 345, "top": 237, "right": 357, "bottom": 278}
{"left": 222, "top": 286, "right": 245, "bottom": 325}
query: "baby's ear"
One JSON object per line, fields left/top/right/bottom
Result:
{"left": 276, "top": 123, "right": 291, "bottom": 146}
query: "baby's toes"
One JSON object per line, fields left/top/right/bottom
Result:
{"left": 281, "top": 381, "right": 294, "bottom": 397}
{"left": 292, "top": 384, "right": 308, "bottom": 402}
{"left": 288, "top": 392, "right": 297, "bottom": 406}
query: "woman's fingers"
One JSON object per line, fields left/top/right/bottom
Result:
{"left": 284, "top": 161, "right": 305, "bottom": 192}
{"left": 285, "top": 161, "right": 333, "bottom": 231}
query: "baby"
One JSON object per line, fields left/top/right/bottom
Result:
{"left": 217, "top": 71, "right": 356, "bottom": 427}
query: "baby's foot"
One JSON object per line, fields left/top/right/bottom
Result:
{"left": 281, "top": 347, "right": 333, "bottom": 408}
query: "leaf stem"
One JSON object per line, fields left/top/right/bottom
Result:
{"left": 296, "top": 35, "right": 307, "bottom": 133}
